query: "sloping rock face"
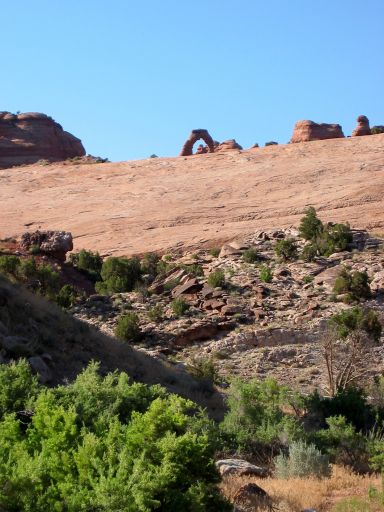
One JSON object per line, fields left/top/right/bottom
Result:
{"left": 290, "top": 120, "right": 345, "bottom": 143}
{"left": 352, "top": 115, "right": 371, "bottom": 137}
{"left": 0, "top": 112, "right": 85, "bottom": 168}
{"left": 180, "top": 129, "right": 215, "bottom": 156}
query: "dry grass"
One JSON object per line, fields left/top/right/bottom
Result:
{"left": 219, "top": 465, "right": 383, "bottom": 511}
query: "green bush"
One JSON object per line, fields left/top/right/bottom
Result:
{"left": 187, "top": 357, "right": 219, "bottom": 384}
{"left": 96, "top": 256, "right": 141, "bottom": 294}
{"left": 242, "top": 248, "right": 258, "bottom": 263}
{"left": 56, "top": 284, "right": 78, "bottom": 309}
{"left": 221, "top": 378, "right": 301, "bottom": 453}
{"left": 0, "top": 359, "right": 40, "bottom": 418}
{"left": 70, "top": 249, "right": 103, "bottom": 280}
{"left": 147, "top": 303, "right": 164, "bottom": 323}
{"left": 259, "top": 264, "right": 273, "bottom": 283}
{"left": 333, "top": 268, "right": 371, "bottom": 301}
{"left": 140, "top": 252, "right": 160, "bottom": 277}
{"left": 299, "top": 206, "right": 323, "bottom": 241}
{"left": 274, "top": 440, "right": 331, "bottom": 478}
{"left": 0, "top": 255, "right": 20, "bottom": 276}
{"left": 329, "top": 307, "right": 382, "bottom": 341}
{"left": 171, "top": 297, "right": 189, "bottom": 317}
{"left": 274, "top": 238, "right": 298, "bottom": 261}
{"left": 114, "top": 312, "right": 142, "bottom": 342}
{"left": 209, "top": 248, "right": 220, "bottom": 258}
{"left": 28, "top": 244, "right": 41, "bottom": 255}
{"left": 0, "top": 362, "right": 230, "bottom": 511}
{"left": 207, "top": 269, "right": 226, "bottom": 288}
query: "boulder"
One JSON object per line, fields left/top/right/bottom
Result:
{"left": 352, "top": 115, "right": 371, "bottom": 137}
{"left": 290, "top": 120, "right": 344, "bottom": 143}
{"left": 216, "top": 459, "right": 268, "bottom": 477}
{"left": 0, "top": 111, "right": 85, "bottom": 169}
{"left": 215, "top": 139, "right": 243, "bottom": 151}
{"left": 171, "top": 278, "right": 202, "bottom": 298}
{"left": 233, "top": 483, "right": 271, "bottom": 507}
{"left": 20, "top": 230, "right": 73, "bottom": 261}
{"left": 313, "top": 264, "right": 342, "bottom": 289}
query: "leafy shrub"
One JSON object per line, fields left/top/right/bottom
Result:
{"left": 0, "top": 359, "right": 40, "bottom": 418}
{"left": 147, "top": 303, "right": 164, "bottom": 323}
{"left": 70, "top": 249, "right": 103, "bottom": 280}
{"left": 333, "top": 268, "right": 371, "bottom": 301}
{"left": 56, "top": 284, "right": 78, "bottom": 309}
{"left": 187, "top": 357, "right": 219, "bottom": 384}
{"left": 28, "top": 244, "right": 41, "bottom": 255}
{"left": 0, "top": 255, "right": 20, "bottom": 276}
{"left": 329, "top": 307, "right": 382, "bottom": 342}
{"left": 274, "top": 440, "right": 331, "bottom": 478}
{"left": 242, "top": 248, "right": 258, "bottom": 263}
{"left": 207, "top": 269, "right": 225, "bottom": 288}
{"left": 171, "top": 297, "right": 189, "bottom": 317}
{"left": 371, "top": 126, "right": 384, "bottom": 134}
{"left": 140, "top": 252, "right": 160, "bottom": 277}
{"left": 0, "top": 363, "right": 230, "bottom": 511}
{"left": 209, "top": 247, "right": 220, "bottom": 258}
{"left": 259, "top": 264, "right": 273, "bottom": 283}
{"left": 299, "top": 206, "right": 323, "bottom": 241}
{"left": 274, "top": 238, "right": 298, "bottom": 261}
{"left": 221, "top": 378, "right": 301, "bottom": 453}
{"left": 95, "top": 256, "right": 141, "bottom": 294}
{"left": 114, "top": 312, "right": 142, "bottom": 342}
{"left": 301, "top": 243, "right": 318, "bottom": 262}
{"left": 181, "top": 263, "right": 204, "bottom": 277}
{"left": 303, "top": 275, "right": 314, "bottom": 284}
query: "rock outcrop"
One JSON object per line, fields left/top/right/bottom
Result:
{"left": 0, "top": 111, "right": 85, "bottom": 168}
{"left": 180, "top": 129, "right": 215, "bottom": 156}
{"left": 20, "top": 230, "right": 73, "bottom": 261}
{"left": 352, "top": 115, "right": 371, "bottom": 137}
{"left": 290, "top": 120, "right": 345, "bottom": 143}
{"left": 215, "top": 139, "right": 243, "bottom": 152}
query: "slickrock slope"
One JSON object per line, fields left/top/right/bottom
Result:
{"left": 1, "top": 134, "right": 383, "bottom": 256}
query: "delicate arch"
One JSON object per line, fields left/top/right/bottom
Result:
{"left": 179, "top": 129, "right": 215, "bottom": 156}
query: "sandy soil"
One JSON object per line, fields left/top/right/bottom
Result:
{"left": 1, "top": 134, "right": 383, "bottom": 256}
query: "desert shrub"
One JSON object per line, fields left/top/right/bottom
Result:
{"left": 209, "top": 247, "right": 220, "bottom": 258}
{"left": 140, "top": 252, "right": 160, "bottom": 277}
{"left": 56, "top": 284, "right": 78, "bottom": 309}
{"left": 329, "top": 307, "right": 382, "bottom": 342}
{"left": 147, "top": 303, "right": 164, "bottom": 323}
{"left": 36, "top": 263, "right": 61, "bottom": 298}
{"left": 259, "top": 264, "right": 273, "bottom": 283}
{"left": 242, "top": 247, "right": 258, "bottom": 263}
{"left": 207, "top": 269, "right": 226, "bottom": 288}
{"left": 187, "top": 356, "right": 219, "bottom": 384}
{"left": 95, "top": 256, "right": 141, "bottom": 294}
{"left": 28, "top": 244, "right": 41, "bottom": 255}
{"left": 265, "top": 141, "right": 278, "bottom": 146}
{"left": 0, "top": 255, "right": 20, "bottom": 276}
{"left": 0, "top": 363, "right": 230, "bottom": 511}
{"left": 221, "top": 378, "right": 301, "bottom": 455}
{"left": 163, "top": 278, "right": 180, "bottom": 291}
{"left": 274, "top": 238, "right": 298, "bottom": 261}
{"left": 114, "top": 312, "right": 142, "bottom": 342}
{"left": 180, "top": 263, "right": 204, "bottom": 277}
{"left": 70, "top": 249, "right": 103, "bottom": 280}
{"left": 299, "top": 206, "right": 323, "bottom": 241}
{"left": 0, "top": 359, "right": 40, "bottom": 418}
{"left": 171, "top": 297, "right": 189, "bottom": 317}
{"left": 371, "top": 125, "right": 384, "bottom": 134}
{"left": 333, "top": 268, "right": 371, "bottom": 301}
{"left": 274, "top": 440, "right": 331, "bottom": 478}
{"left": 303, "top": 275, "right": 314, "bottom": 284}
{"left": 18, "top": 257, "right": 38, "bottom": 280}
{"left": 301, "top": 243, "right": 319, "bottom": 262}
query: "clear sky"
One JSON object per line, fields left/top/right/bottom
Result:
{"left": 1, "top": 0, "right": 383, "bottom": 161}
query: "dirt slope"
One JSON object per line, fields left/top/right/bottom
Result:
{"left": 1, "top": 134, "right": 383, "bottom": 256}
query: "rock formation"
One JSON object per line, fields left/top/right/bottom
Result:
{"left": 20, "top": 230, "right": 73, "bottom": 261}
{"left": 352, "top": 115, "right": 371, "bottom": 137}
{"left": 215, "top": 139, "right": 243, "bottom": 152}
{"left": 290, "top": 120, "right": 345, "bottom": 143}
{"left": 0, "top": 112, "right": 85, "bottom": 169}
{"left": 179, "top": 129, "right": 215, "bottom": 156}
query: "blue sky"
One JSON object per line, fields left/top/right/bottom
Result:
{"left": 1, "top": 0, "right": 383, "bottom": 161}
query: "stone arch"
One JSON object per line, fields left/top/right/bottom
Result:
{"left": 179, "top": 129, "right": 215, "bottom": 156}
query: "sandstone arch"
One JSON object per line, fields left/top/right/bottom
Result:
{"left": 180, "top": 129, "right": 215, "bottom": 156}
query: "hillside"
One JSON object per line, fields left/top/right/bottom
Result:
{"left": 1, "top": 134, "right": 383, "bottom": 256}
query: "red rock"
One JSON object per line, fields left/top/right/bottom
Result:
{"left": 215, "top": 139, "right": 243, "bottom": 151}
{"left": 352, "top": 115, "right": 371, "bottom": 137}
{"left": 0, "top": 111, "right": 85, "bottom": 169}
{"left": 20, "top": 230, "right": 73, "bottom": 261}
{"left": 179, "top": 129, "right": 215, "bottom": 156}
{"left": 290, "top": 120, "right": 344, "bottom": 143}
{"left": 203, "top": 298, "right": 226, "bottom": 310}
{"left": 171, "top": 278, "right": 202, "bottom": 297}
